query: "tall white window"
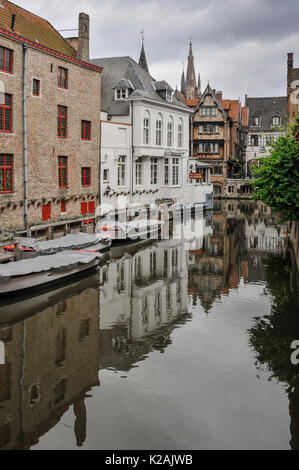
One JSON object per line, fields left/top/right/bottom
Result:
{"left": 178, "top": 120, "right": 183, "bottom": 148}
{"left": 151, "top": 158, "right": 158, "bottom": 185}
{"left": 253, "top": 116, "right": 261, "bottom": 126}
{"left": 164, "top": 158, "right": 169, "bottom": 185}
{"left": 172, "top": 158, "right": 179, "bottom": 186}
{"left": 118, "top": 156, "right": 126, "bottom": 187}
{"left": 156, "top": 118, "right": 162, "bottom": 146}
{"left": 167, "top": 118, "right": 173, "bottom": 147}
{"left": 136, "top": 158, "right": 142, "bottom": 186}
{"left": 143, "top": 113, "right": 150, "bottom": 145}
{"left": 272, "top": 116, "right": 280, "bottom": 126}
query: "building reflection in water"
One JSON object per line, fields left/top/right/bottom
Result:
{"left": 0, "top": 275, "right": 100, "bottom": 450}
{"left": 0, "top": 200, "right": 296, "bottom": 450}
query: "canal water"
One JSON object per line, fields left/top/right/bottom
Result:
{"left": 0, "top": 201, "right": 298, "bottom": 450}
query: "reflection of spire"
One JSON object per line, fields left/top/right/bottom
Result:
{"left": 138, "top": 31, "right": 149, "bottom": 73}
{"left": 74, "top": 397, "right": 87, "bottom": 447}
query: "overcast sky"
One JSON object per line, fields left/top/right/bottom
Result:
{"left": 21, "top": 0, "right": 299, "bottom": 103}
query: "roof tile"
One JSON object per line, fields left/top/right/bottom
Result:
{"left": 0, "top": 0, "right": 76, "bottom": 57}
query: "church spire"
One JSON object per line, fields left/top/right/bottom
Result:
{"left": 186, "top": 40, "right": 196, "bottom": 92}
{"left": 138, "top": 31, "right": 149, "bottom": 73}
{"left": 181, "top": 65, "right": 186, "bottom": 97}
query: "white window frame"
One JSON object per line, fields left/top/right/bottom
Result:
{"left": 135, "top": 158, "right": 143, "bottom": 186}
{"left": 167, "top": 120, "right": 173, "bottom": 147}
{"left": 151, "top": 157, "right": 158, "bottom": 185}
{"left": 143, "top": 117, "right": 150, "bottom": 145}
{"left": 272, "top": 116, "right": 281, "bottom": 126}
{"left": 118, "top": 156, "right": 126, "bottom": 187}
{"left": 178, "top": 122, "right": 183, "bottom": 148}
{"left": 115, "top": 89, "right": 127, "bottom": 100}
{"left": 156, "top": 119, "right": 162, "bottom": 146}
{"left": 172, "top": 158, "right": 180, "bottom": 186}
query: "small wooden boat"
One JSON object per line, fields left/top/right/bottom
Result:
{"left": 0, "top": 251, "right": 101, "bottom": 297}
{"left": 3, "top": 232, "right": 111, "bottom": 258}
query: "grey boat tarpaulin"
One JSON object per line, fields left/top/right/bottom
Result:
{"left": 0, "top": 251, "right": 101, "bottom": 281}
{"left": 17, "top": 232, "right": 108, "bottom": 255}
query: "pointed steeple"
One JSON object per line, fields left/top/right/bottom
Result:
{"left": 181, "top": 69, "right": 186, "bottom": 97}
{"left": 138, "top": 31, "right": 149, "bottom": 73}
{"left": 186, "top": 41, "right": 196, "bottom": 92}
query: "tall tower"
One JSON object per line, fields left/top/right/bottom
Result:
{"left": 138, "top": 32, "right": 149, "bottom": 73}
{"left": 186, "top": 41, "right": 201, "bottom": 99}
{"left": 181, "top": 69, "right": 187, "bottom": 97}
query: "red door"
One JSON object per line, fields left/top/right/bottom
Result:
{"left": 81, "top": 201, "right": 95, "bottom": 225}
{"left": 42, "top": 203, "right": 51, "bottom": 222}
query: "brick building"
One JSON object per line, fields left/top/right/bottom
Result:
{"left": 187, "top": 84, "right": 248, "bottom": 196}
{"left": 0, "top": 1, "right": 102, "bottom": 231}
{"left": 287, "top": 52, "right": 299, "bottom": 123}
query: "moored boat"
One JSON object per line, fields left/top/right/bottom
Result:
{"left": 3, "top": 232, "right": 111, "bottom": 258}
{"left": 0, "top": 251, "right": 102, "bottom": 297}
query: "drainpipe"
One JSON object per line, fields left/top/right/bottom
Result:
{"left": 22, "top": 44, "right": 28, "bottom": 231}
{"left": 131, "top": 101, "right": 134, "bottom": 205}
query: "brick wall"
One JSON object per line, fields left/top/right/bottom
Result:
{"left": 0, "top": 34, "right": 101, "bottom": 230}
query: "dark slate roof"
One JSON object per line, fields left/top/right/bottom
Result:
{"left": 113, "top": 78, "right": 134, "bottom": 90}
{"left": 90, "top": 56, "right": 190, "bottom": 115}
{"left": 247, "top": 97, "right": 287, "bottom": 131}
{"left": 138, "top": 43, "right": 149, "bottom": 73}
{"left": 292, "top": 68, "right": 299, "bottom": 81}
{"left": 153, "top": 80, "right": 173, "bottom": 92}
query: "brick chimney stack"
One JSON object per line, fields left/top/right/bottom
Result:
{"left": 216, "top": 91, "right": 222, "bottom": 101}
{"left": 77, "top": 13, "right": 90, "bottom": 62}
{"left": 287, "top": 52, "right": 294, "bottom": 94}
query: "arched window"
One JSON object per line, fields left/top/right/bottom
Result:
{"left": 143, "top": 111, "right": 150, "bottom": 145}
{"left": 156, "top": 114, "right": 163, "bottom": 146}
{"left": 178, "top": 118, "right": 183, "bottom": 148}
{"left": 167, "top": 116, "right": 173, "bottom": 147}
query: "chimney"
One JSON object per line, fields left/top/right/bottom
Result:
{"left": 287, "top": 52, "right": 294, "bottom": 93}
{"left": 216, "top": 91, "right": 222, "bottom": 101}
{"left": 77, "top": 13, "right": 90, "bottom": 62}
{"left": 245, "top": 94, "right": 248, "bottom": 107}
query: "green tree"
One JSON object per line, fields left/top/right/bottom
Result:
{"left": 251, "top": 127, "right": 299, "bottom": 221}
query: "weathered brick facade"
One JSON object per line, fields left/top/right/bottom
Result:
{"left": 0, "top": 6, "right": 102, "bottom": 231}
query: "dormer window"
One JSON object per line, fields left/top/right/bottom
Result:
{"left": 253, "top": 116, "right": 261, "bottom": 127}
{"left": 116, "top": 89, "right": 127, "bottom": 100}
{"left": 166, "top": 91, "right": 172, "bottom": 102}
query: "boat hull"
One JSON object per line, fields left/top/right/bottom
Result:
{"left": 0, "top": 258, "right": 99, "bottom": 298}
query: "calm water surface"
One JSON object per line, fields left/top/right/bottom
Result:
{"left": 0, "top": 201, "right": 298, "bottom": 450}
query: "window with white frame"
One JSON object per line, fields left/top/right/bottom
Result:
{"left": 103, "top": 169, "right": 109, "bottom": 182}
{"left": 199, "top": 124, "right": 219, "bottom": 134}
{"left": 164, "top": 158, "right": 169, "bottom": 185}
{"left": 272, "top": 116, "right": 281, "bottom": 126}
{"left": 135, "top": 158, "right": 143, "bottom": 186}
{"left": 178, "top": 121, "right": 183, "bottom": 148}
{"left": 166, "top": 91, "right": 172, "bottom": 102}
{"left": 156, "top": 118, "right": 162, "bottom": 146}
{"left": 253, "top": 116, "right": 261, "bottom": 126}
{"left": 143, "top": 114, "right": 150, "bottom": 145}
{"left": 198, "top": 142, "right": 219, "bottom": 154}
{"left": 118, "top": 156, "right": 126, "bottom": 187}
{"left": 167, "top": 118, "right": 173, "bottom": 147}
{"left": 115, "top": 89, "right": 127, "bottom": 100}
{"left": 172, "top": 158, "right": 180, "bottom": 186}
{"left": 151, "top": 158, "right": 158, "bottom": 185}
{"left": 200, "top": 106, "right": 217, "bottom": 116}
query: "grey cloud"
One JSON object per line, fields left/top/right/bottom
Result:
{"left": 20, "top": 0, "right": 299, "bottom": 98}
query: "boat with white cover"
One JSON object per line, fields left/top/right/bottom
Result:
{"left": 0, "top": 251, "right": 101, "bottom": 297}
{"left": 3, "top": 232, "right": 111, "bottom": 258}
